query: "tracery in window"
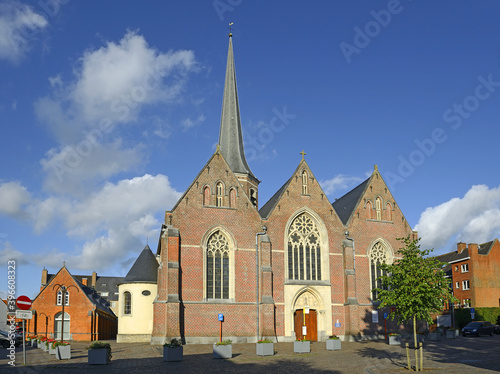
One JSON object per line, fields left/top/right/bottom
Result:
{"left": 370, "top": 242, "right": 390, "bottom": 301}
{"left": 287, "top": 213, "right": 321, "bottom": 280}
{"left": 206, "top": 231, "right": 230, "bottom": 299}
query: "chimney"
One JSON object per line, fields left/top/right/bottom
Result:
{"left": 41, "top": 268, "right": 48, "bottom": 286}
{"left": 82, "top": 278, "right": 88, "bottom": 286}
{"left": 457, "top": 242, "right": 467, "bottom": 253}
{"left": 92, "top": 271, "right": 97, "bottom": 288}
{"left": 468, "top": 243, "right": 478, "bottom": 255}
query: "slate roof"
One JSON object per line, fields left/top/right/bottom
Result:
{"left": 332, "top": 178, "right": 370, "bottom": 225}
{"left": 478, "top": 240, "right": 495, "bottom": 255}
{"left": 218, "top": 34, "right": 255, "bottom": 178}
{"left": 123, "top": 244, "right": 159, "bottom": 283}
{"left": 259, "top": 176, "right": 292, "bottom": 219}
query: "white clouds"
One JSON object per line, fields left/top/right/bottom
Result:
{"left": 0, "top": 2, "right": 48, "bottom": 63}
{"left": 0, "top": 181, "right": 31, "bottom": 219}
{"left": 415, "top": 184, "right": 500, "bottom": 251}
{"left": 0, "top": 174, "right": 181, "bottom": 271}
{"left": 0, "top": 241, "right": 29, "bottom": 265}
{"left": 181, "top": 114, "right": 206, "bottom": 131}
{"left": 320, "top": 174, "right": 365, "bottom": 196}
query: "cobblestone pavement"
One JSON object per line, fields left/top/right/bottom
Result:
{"left": 1, "top": 334, "right": 499, "bottom": 373}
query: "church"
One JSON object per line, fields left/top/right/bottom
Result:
{"left": 151, "top": 34, "right": 417, "bottom": 344}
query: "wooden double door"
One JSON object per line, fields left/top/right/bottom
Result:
{"left": 294, "top": 309, "right": 317, "bottom": 341}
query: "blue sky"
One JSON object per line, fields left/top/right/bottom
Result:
{"left": 1, "top": 0, "right": 500, "bottom": 299}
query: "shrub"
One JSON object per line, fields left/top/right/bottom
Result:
{"left": 215, "top": 339, "right": 232, "bottom": 346}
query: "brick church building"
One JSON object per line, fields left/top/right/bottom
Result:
{"left": 151, "top": 34, "right": 417, "bottom": 344}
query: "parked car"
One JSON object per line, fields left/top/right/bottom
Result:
{"left": 492, "top": 324, "right": 500, "bottom": 335}
{"left": 0, "top": 330, "right": 22, "bottom": 348}
{"left": 461, "top": 321, "right": 495, "bottom": 337}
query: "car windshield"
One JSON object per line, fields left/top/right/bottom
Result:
{"left": 466, "top": 322, "right": 482, "bottom": 328}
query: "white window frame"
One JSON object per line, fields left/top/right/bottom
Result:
{"left": 455, "top": 281, "right": 459, "bottom": 289}
{"left": 461, "top": 263, "right": 469, "bottom": 273}
{"left": 462, "top": 280, "right": 470, "bottom": 290}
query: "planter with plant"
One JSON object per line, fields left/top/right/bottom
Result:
{"left": 48, "top": 339, "right": 57, "bottom": 354}
{"left": 40, "top": 337, "right": 48, "bottom": 352}
{"left": 326, "top": 335, "right": 341, "bottom": 351}
{"left": 294, "top": 337, "right": 310, "bottom": 353}
{"left": 256, "top": 339, "right": 274, "bottom": 356}
{"left": 446, "top": 328, "right": 458, "bottom": 339}
{"left": 87, "top": 341, "right": 112, "bottom": 365}
{"left": 28, "top": 335, "right": 37, "bottom": 347}
{"left": 54, "top": 341, "right": 71, "bottom": 360}
{"left": 388, "top": 333, "right": 401, "bottom": 346}
{"left": 163, "top": 338, "right": 183, "bottom": 362}
{"left": 213, "top": 339, "right": 232, "bottom": 359}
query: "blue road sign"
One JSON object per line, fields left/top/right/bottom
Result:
{"left": 383, "top": 312, "right": 388, "bottom": 320}
{"left": 218, "top": 313, "right": 224, "bottom": 322}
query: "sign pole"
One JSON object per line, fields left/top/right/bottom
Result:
{"left": 220, "top": 320, "right": 222, "bottom": 343}
{"left": 23, "top": 318, "right": 26, "bottom": 365}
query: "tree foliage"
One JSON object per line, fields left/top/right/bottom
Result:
{"left": 377, "top": 236, "right": 456, "bottom": 325}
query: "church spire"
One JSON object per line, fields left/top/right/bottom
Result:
{"left": 218, "top": 33, "right": 255, "bottom": 178}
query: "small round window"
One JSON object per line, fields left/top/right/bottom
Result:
{"left": 142, "top": 290, "right": 151, "bottom": 296}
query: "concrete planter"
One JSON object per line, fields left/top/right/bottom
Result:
{"left": 49, "top": 344, "right": 57, "bottom": 354}
{"left": 256, "top": 342, "right": 274, "bottom": 356}
{"left": 213, "top": 343, "right": 232, "bottom": 359}
{"left": 446, "top": 330, "right": 457, "bottom": 339}
{"left": 42, "top": 342, "right": 48, "bottom": 352}
{"left": 294, "top": 341, "right": 311, "bottom": 353}
{"left": 56, "top": 345, "right": 71, "bottom": 360}
{"left": 326, "top": 339, "right": 341, "bottom": 351}
{"left": 163, "top": 346, "right": 183, "bottom": 362}
{"left": 429, "top": 332, "right": 441, "bottom": 341}
{"left": 388, "top": 335, "right": 401, "bottom": 345}
{"left": 88, "top": 348, "right": 111, "bottom": 365}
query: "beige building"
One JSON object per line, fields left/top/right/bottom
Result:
{"left": 117, "top": 245, "right": 159, "bottom": 343}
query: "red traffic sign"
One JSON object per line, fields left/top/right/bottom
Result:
{"left": 16, "top": 295, "right": 32, "bottom": 310}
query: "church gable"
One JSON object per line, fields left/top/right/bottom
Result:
{"left": 169, "top": 150, "right": 258, "bottom": 218}
{"left": 260, "top": 159, "right": 339, "bottom": 223}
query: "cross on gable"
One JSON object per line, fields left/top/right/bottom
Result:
{"left": 300, "top": 150, "right": 306, "bottom": 160}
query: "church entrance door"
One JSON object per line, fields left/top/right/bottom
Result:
{"left": 294, "top": 309, "right": 317, "bottom": 341}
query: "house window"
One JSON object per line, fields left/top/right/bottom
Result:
{"left": 375, "top": 197, "right": 382, "bottom": 220}
{"left": 370, "top": 241, "right": 391, "bottom": 301}
{"left": 216, "top": 182, "right": 223, "bottom": 207}
{"left": 302, "top": 171, "right": 308, "bottom": 195}
{"left": 287, "top": 213, "right": 321, "bottom": 281}
{"left": 461, "top": 263, "right": 469, "bottom": 273}
{"left": 455, "top": 266, "right": 458, "bottom": 272}
{"left": 206, "top": 231, "right": 230, "bottom": 299}
{"left": 455, "top": 282, "right": 459, "bottom": 289}
{"left": 100, "top": 292, "right": 109, "bottom": 297}
{"left": 56, "top": 291, "right": 69, "bottom": 306}
{"left": 123, "top": 291, "right": 131, "bottom": 315}
{"left": 463, "top": 298, "right": 471, "bottom": 308}
{"left": 462, "top": 280, "right": 470, "bottom": 290}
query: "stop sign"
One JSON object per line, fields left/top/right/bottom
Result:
{"left": 16, "top": 295, "right": 32, "bottom": 310}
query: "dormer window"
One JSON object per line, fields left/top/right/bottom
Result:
{"left": 302, "top": 171, "right": 308, "bottom": 195}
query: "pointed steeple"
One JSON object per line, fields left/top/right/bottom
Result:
{"left": 218, "top": 34, "right": 255, "bottom": 178}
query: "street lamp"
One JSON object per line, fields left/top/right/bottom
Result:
{"left": 52, "top": 284, "right": 79, "bottom": 343}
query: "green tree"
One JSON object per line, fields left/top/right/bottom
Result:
{"left": 376, "top": 236, "right": 457, "bottom": 371}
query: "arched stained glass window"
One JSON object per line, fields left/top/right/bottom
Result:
{"left": 287, "top": 213, "right": 321, "bottom": 281}
{"left": 206, "top": 231, "right": 230, "bottom": 299}
{"left": 370, "top": 242, "right": 390, "bottom": 301}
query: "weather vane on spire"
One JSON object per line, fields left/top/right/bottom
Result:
{"left": 228, "top": 22, "right": 233, "bottom": 37}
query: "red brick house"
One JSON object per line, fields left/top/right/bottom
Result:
{"left": 29, "top": 265, "right": 118, "bottom": 341}
{"left": 437, "top": 239, "right": 500, "bottom": 309}
{"left": 151, "top": 34, "right": 417, "bottom": 344}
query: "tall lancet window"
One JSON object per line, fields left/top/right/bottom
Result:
{"left": 206, "top": 231, "right": 230, "bottom": 299}
{"left": 287, "top": 213, "right": 321, "bottom": 281}
{"left": 216, "top": 182, "right": 224, "bottom": 207}
{"left": 302, "top": 171, "right": 308, "bottom": 195}
{"left": 369, "top": 241, "right": 390, "bottom": 301}
{"left": 376, "top": 197, "right": 382, "bottom": 220}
